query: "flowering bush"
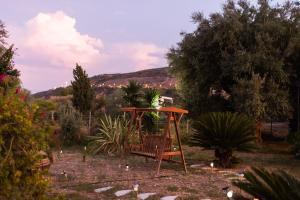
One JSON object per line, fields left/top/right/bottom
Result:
{"left": 0, "top": 75, "right": 50, "bottom": 199}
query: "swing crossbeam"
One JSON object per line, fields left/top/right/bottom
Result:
{"left": 121, "top": 107, "right": 188, "bottom": 175}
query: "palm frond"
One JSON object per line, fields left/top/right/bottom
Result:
{"left": 233, "top": 167, "right": 300, "bottom": 200}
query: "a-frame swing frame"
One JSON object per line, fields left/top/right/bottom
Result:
{"left": 121, "top": 107, "right": 188, "bottom": 175}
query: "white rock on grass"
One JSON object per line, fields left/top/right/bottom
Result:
{"left": 160, "top": 196, "right": 178, "bottom": 200}
{"left": 115, "top": 189, "right": 132, "bottom": 197}
{"left": 138, "top": 193, "right": 156, "bottom": 200}
{"left": 94, "top": 186, "right": 113, "bottom": 193}
{"left": 190, "top": 164, "right": 205, "bottom": 168}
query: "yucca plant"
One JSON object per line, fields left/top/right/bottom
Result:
{"left": 192, "top": 112, "right": 256, "bottom": 167}
{"left": 233, "top": 167, "right": 300, "bottom": 200}
{"left": 87, "top": 114, "right": 129, "bottom": 155}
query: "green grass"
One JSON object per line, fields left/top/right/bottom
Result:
{"left": 65, "top": 192, "right": 93, "bottom": 200}
{"left": 71, "top": 183, "right": 96, "bottom": 192}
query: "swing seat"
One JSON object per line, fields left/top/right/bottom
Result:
{"left": 130, "top": 135, "right": 179, "bottom": 160}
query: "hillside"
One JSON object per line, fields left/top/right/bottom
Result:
{"left": 34, "top": 67, "right": 176, "bottom": 98}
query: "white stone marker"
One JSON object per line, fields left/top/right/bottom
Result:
{"left": 138, "top": 192, "right": 156, "bottom": 200}
{"left": 94, "top": 186, "right": 113, "bottom": 193}
{"left": 160, "top": 196, "right": 178, "bottom": 200}
{"left": 115, "top": 189, "right": 132, "bottom": 197}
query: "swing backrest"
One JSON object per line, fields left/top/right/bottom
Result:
{"left": 142, "top": 135, "right": 171, "bottom": 154}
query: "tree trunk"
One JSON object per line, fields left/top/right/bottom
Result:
{"left": 215, "top": 149, "right": 233, "bottom": 168}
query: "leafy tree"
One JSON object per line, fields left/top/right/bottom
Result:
{"left": 0, "top": 21, "right": 19, "bottom": 77}
{"left": 105, "top": 88, "right": 125, "bottom": 116}
{"left": 121, "top": 80, "right": 142, "bottom": 107}
{"left": 71, "top": 64, "right": 94, "bottom": 114}
{"left": 0, "top": 46, "right": 19, "bottom": 77}
{"left": 0, "top": 19, "right": 53, "bottom": 200}
{"left": 192, "top": 112, "right": 256, "bottom": 167}
{"left": 57, "top": 102, "right": 82, "bottom": 146}
{"left": 168, "top": 0, "right": 298, "bottom": 122}
{"left": 0, "top": 20, "right": 7, "bottom": 45}
{"left": 0, "top": 80, "right": 50, "bottom": 199}
{"left": 233, "top": 167, "right": 300, "bottom": 200}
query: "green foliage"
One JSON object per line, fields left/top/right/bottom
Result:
{"left": 142, "top": 88, "right": 160, "bottom": 133}
{"left": 34, "top": 99, "right": 57, "bottom": 122}
{"left": 0, "top": 20, "right": 8, "bottom": 45}
{"left": 71, "top": 63, "right": 94, "bottom": 113}
{"left": 0, "top": 78, "right": 49, "bottom": 199}
{"left": 232, "top": 73, "right": 265, "bottom": 120}
{"left": 168, "top": 0, "right": 298, "bottom": 120}
{"left": 121, "top": 80, "right": 142, "bottom": 107}
{"left": 87, "top": 115, "right": 129, "bottom": 155}
{"left": 192, "top": 112, "right": 256, "bottom": 167}
{"left": 57, "top": 103, "right": 82, "bottom": 146}
{"left": 0, "top": 46, "right": 19, "bottom": 77}
{"left": 143, "top": 88, "right": 160, "bottom": 107}
{"left": 287, "top": 131, "right": 300, "bottom": 158}
{"left": 233, "top": 167, "right": 300, "bottom": 200}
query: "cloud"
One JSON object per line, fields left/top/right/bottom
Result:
{"left": 20, "top": 11, "right": 106, "bottom": 68}
{"left": 9, "top": 11, "right": 166, "bottom": 92}
{"left": 109, "top": 42, "right": 166, "bottom": 71}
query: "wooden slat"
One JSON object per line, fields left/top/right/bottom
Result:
{"left": 161, "top": 151, "right": 181, "bottom": 156}
{"left": 121, "top": 107, "right": 188, "bottom": 114}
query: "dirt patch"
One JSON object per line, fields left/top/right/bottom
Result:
{"left": 48, "top": 149, "right": 229, "bottom": 199}
{"left": 47, "top": 144, "right": 300, "bottom": 199}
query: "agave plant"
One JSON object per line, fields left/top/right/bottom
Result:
{"left": 233, "top": 167, "right": 300, "bottom": 200}
{"left": 87, "top": 114, "right": 129, "bottom": 155}
{"left": 192, "top": 112, "right": 256, "bottom": 167}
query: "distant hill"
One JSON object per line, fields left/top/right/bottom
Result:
{"left": 34, "top": 67, "right": 176, "bottom": 98}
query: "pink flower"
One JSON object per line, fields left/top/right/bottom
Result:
{"left": 0, "top": 73, "right": 7, "bottom": 83}
{"left": 15, "top": 87, "right": 21, "bottom": 94}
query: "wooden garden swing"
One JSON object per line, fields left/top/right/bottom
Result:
{"left": 121, "top": 107, "right": 188, "bottom": 175}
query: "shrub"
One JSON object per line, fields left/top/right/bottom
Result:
{"left": 57, "top": 103, "right": 82, "bottom": 146}
{"left": 87, "top": 115, "right": 129, "bottom": 155}
{"left": 192, "top": 112, "right": 256, "bottom": 168}
{"left": 0, "top": 76, "right": 50, "bottom": 199}
{"left": 287, "top": 131, "right": 300, "bottom": 159}
{"left": 233, "top": 167, "right": 300, "bottom": 200}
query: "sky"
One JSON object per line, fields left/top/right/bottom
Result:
{"left": 0, "top": 0, "right": 286, "bottom": 93}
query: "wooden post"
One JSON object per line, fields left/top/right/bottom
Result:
{"left": 173, "top": 113, "right": 187, "bottom": 174}
{"left": 156, "top": 113, "right": 171, "bottom": 176}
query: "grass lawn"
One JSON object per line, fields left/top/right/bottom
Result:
{"left": 47, "top": 142, "right": 300, "bottom": 199}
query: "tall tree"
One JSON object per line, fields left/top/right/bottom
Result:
{"left": 168, "top": 0, "right": 298, "bottom": 122}
{"left": 0, "top": 20, "right": 19, "bottom": 77}
{"left": 71, "top": 64, "right": 94, "bottom": 114}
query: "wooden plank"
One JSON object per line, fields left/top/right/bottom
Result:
{"left": 161, "top": 151, "right": 181, "bottom": 156}
{"left": 173, "top": 113, "right": 188, "bottom": 174}
{"left": 121, "top": 107, "right": 188, "bottom": 114}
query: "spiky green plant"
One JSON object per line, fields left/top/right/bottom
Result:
{"left": 192, "top": 112, "right": 256, "bottom": 167}
{"left": 143, "top": 88, "right": 160, "bottom": 133}
{"left": 87, "top": 115, "right": 129, "bottom": 155}
{"left": 233, "top": 167, "right": 300, "bottom": 200}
